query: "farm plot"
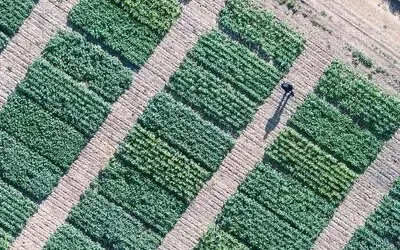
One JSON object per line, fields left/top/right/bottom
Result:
{"left": 345, "top": 180, "right": 400, "bottom": 250}
{"left": 44, "top": 0, "right": 305, "bottom": 249}
{"left": 0, "top": 0, "right": 184, "bottom": 245}
{"left": 196, "top": 61, "right": 400, "bottom": 250}
{"left": 0, "top": 0, "right": 36, "bottom": 52}
{"left": 68, "top": 0, "right": 181, "bottom": 66}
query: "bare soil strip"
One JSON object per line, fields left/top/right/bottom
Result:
{"left": 9, "top": 0, "right": 226, "bottom": 249}
{"left": 0, "top": 0, "right": 79, "bottom": 107}
{"left": 158, "top": 39, "right": 333, "bottom": 250}
{"left": 313, "top": 130, "right": 400, "bottom": 250}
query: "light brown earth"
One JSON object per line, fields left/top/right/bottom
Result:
{"left": 1, "top": 0, "right": 399, "bottom": 249}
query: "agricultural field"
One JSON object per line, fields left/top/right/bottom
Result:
{"left": 196, "top": 61, "right": 400, "bottom": 249}
{"left": 0, "top": 0, "right": 399, "bottom": 249}
{"left": 0, "top": 0, "right": 37, "bottom": 51}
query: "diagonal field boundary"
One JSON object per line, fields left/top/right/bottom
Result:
{"left": 0, "top": 0, "right": 80, "bottom": 107}
{"left": 158, "top": 38, "right": 334, "bottom": 250}
{"left": 9, "top": 0, "right": 227, "bottom": 249}
{"left": 313, "top": 130, "right": 400, "bottom": 250}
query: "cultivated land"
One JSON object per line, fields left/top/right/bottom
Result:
{"left": 0, "top": 0, "right": 399, "bottom": 250}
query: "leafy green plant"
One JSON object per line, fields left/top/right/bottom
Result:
{"left": 44, "top": 224, "right": 104, "bottom": 250}
{"left": 0, "top": 0, "right": 35, "bottom": 37}
{"left": 195, "top": 225, "right": 249, "bottom": 250}
{"left": 352, "top": 50, "right": 373, "bottom": 68}
{"left": 112, "top": 0, "right": 181, "bottom": 32}
{"left": 316, "top": 61, "right": 400, "bottom": 141}
{"left": 288, "top": 94, "right": 381, "bottom": 173}
{"left": 167, "top": 30, "right": 281, "bottom": 133}
{"left": 139, "top": 92, "right": 234, "bottom": 172}
{"left": 266, "top": 128, "right": 357, "bottom": 204}
{"left": 43, "top": 31, "right": 133, "bottom": 103}
{"left": 219, "top": 0, "right": 305, "bottom": 72}
{"left": 69, "top": 0, "right": 176, "bottom": 66}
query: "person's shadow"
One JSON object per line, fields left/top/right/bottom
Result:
{"left": 264, "top": 93, "right": 292, "bottom": 139}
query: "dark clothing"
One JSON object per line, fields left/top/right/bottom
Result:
{"left": 281, "top": 82, "right": 294, "bottom": 93}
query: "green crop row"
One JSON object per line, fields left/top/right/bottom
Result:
{"left": 94, "top": 158, "right": 186, "bottom": 235}
{"left": 44, "top": 224, "right": 104, "bottom": 250}
{"left": 217, "top": 193, "right": 313, "bottom": 250}
{"left": 345, "top": 227, "right": 396, "bottom": 250}
{"left": 0, "top": 93, "right": 86, "bottom": 169}
{"left": 167, "top": 31, "right": 281, "bottom": 133}
{"left": 117, "top": 125, "right": 211, "bottom": 202}
{"left": 219, "top": 0, "right": 305, "bottom": 72}
{"left": 266, "top": 128, "right": 357, "bottom": 204}
{"left": 0, "top": 131, "right": 63, "bottom": 202}
{"left": 239, "top": 163, "right": 335, "bottom": 238}
{"left": 42, "top": 31, "right": 133, "bottom": 103}
{"left": 316, "top": 61, "right": 400, "bottom": 141}
{"left": 111, "top": 0, "right": 181, "bottom": 32}
{"left": 185, "top": 30, "right": 282, "bottom": 104}
{"left": 0, "top": 180, "right": 37, "bottom": 242}
{"left": 68, "top": 190, "right": 162, "bottom": 250}
{"left": 69, "top": 0, "right": 171, "bottom": 66}
{"left": 0, "top": 0, "right": 35, "bottom": 38}
{"left": 139, "top": 92, "right": 234, "bottom": 172}
{"left": 288, "top": 94, "right": 381, "bottom": 173}
{"left": 195, "top": 225, "right": 249, "bottom": 250}
{"left": 16, "top": 59, "right": 110, "bottom": 138}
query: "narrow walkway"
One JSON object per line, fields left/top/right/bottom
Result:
{"left": 158, "top": 39, "right": 333, "bottom": 250}
{"left": 313, "top": 130, "right": 400, "bottom": 250}
{"left": 9, "top": 0, "right": 226, "bottom": 249}
{"left": 0, "top": 0, "right": 79, "bottom": 107}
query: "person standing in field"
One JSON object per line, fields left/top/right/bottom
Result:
{"left": 281, "top": 81, "right": 294, "bottom": 97}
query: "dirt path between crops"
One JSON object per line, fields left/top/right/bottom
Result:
{"left": 0, "top": 0, "right": 79, "bottom": 107}
{"left": 9, "top": 0, "right": 227, "bottom": 249}
{"left": 158, "top": 36, "right": 334, "bottom": 250}
{"left": 313, "top": 130, "right": 400, "bottom": 250}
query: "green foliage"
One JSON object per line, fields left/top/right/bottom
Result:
{"left": 195, "top": 225, "right": 249, "bottom": 250}
{"left": 0, "top": 31, "right": 8, "bottom": 52}
{"left": 288, "top": 94, "right": 381, "bottom": 173}
{"left": 139, "top": 92, "right": 234, "bottom": 172}
{"left": 17, "top": 59, "right": 110, "bottom": 138}
{"left": 44, "top": 224, "right": 104, "bottom": 250}
{"left": 167, "top": 31, "right": 281, "bottom": 133}
{"left": 217, "top": 193, "right": 312, "bottom": 250}
{"left": 219, "top": 0, "right": 305, "bottom": 72}
{"left": 345, "top": 228, "right": 396, "bottom": 250}
{"left": 69, "top": 0, "right": 166, "bottom": 66}
{"left": 95, "top": 158, "right": 186, "bottom": 235}
{"left": 117, "top": 125, "right": 210, "bottom": 202}
{"left": 0, "top": 94, "right": 86, "bottom": 169}
{"left": 43, "top": 30, "right": 133, "bottom": 103}
{"left": 239, "top": 163, "right": 335, "bottom": 238}
{"left": 0, "top": 131, "right": 63, "bottom": 202}
{"left": 316, "top": 61, "right": 400, "bottom": 141}
{"left": 184, "top": 30, "right": 281, "bottom": 104}
{"left": 352, "top": 50, "right": 373, "bottom": 68}
{"left": 266, "top": 128, "right": 357, "bottom": 204}
{"left": 112, "top": 0, "right": 181, "bottom": 32}
{"left": 0, "top": 0, "right": 35, "bottom": 36}
{"left": 0, "top": 229, "right": 11, "bottom": 250}
{"left": 69, "top": 190, "right": 162, "bottom": 250}
{"left": 0, "top": 180, "right": 37, "bottom": 239}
